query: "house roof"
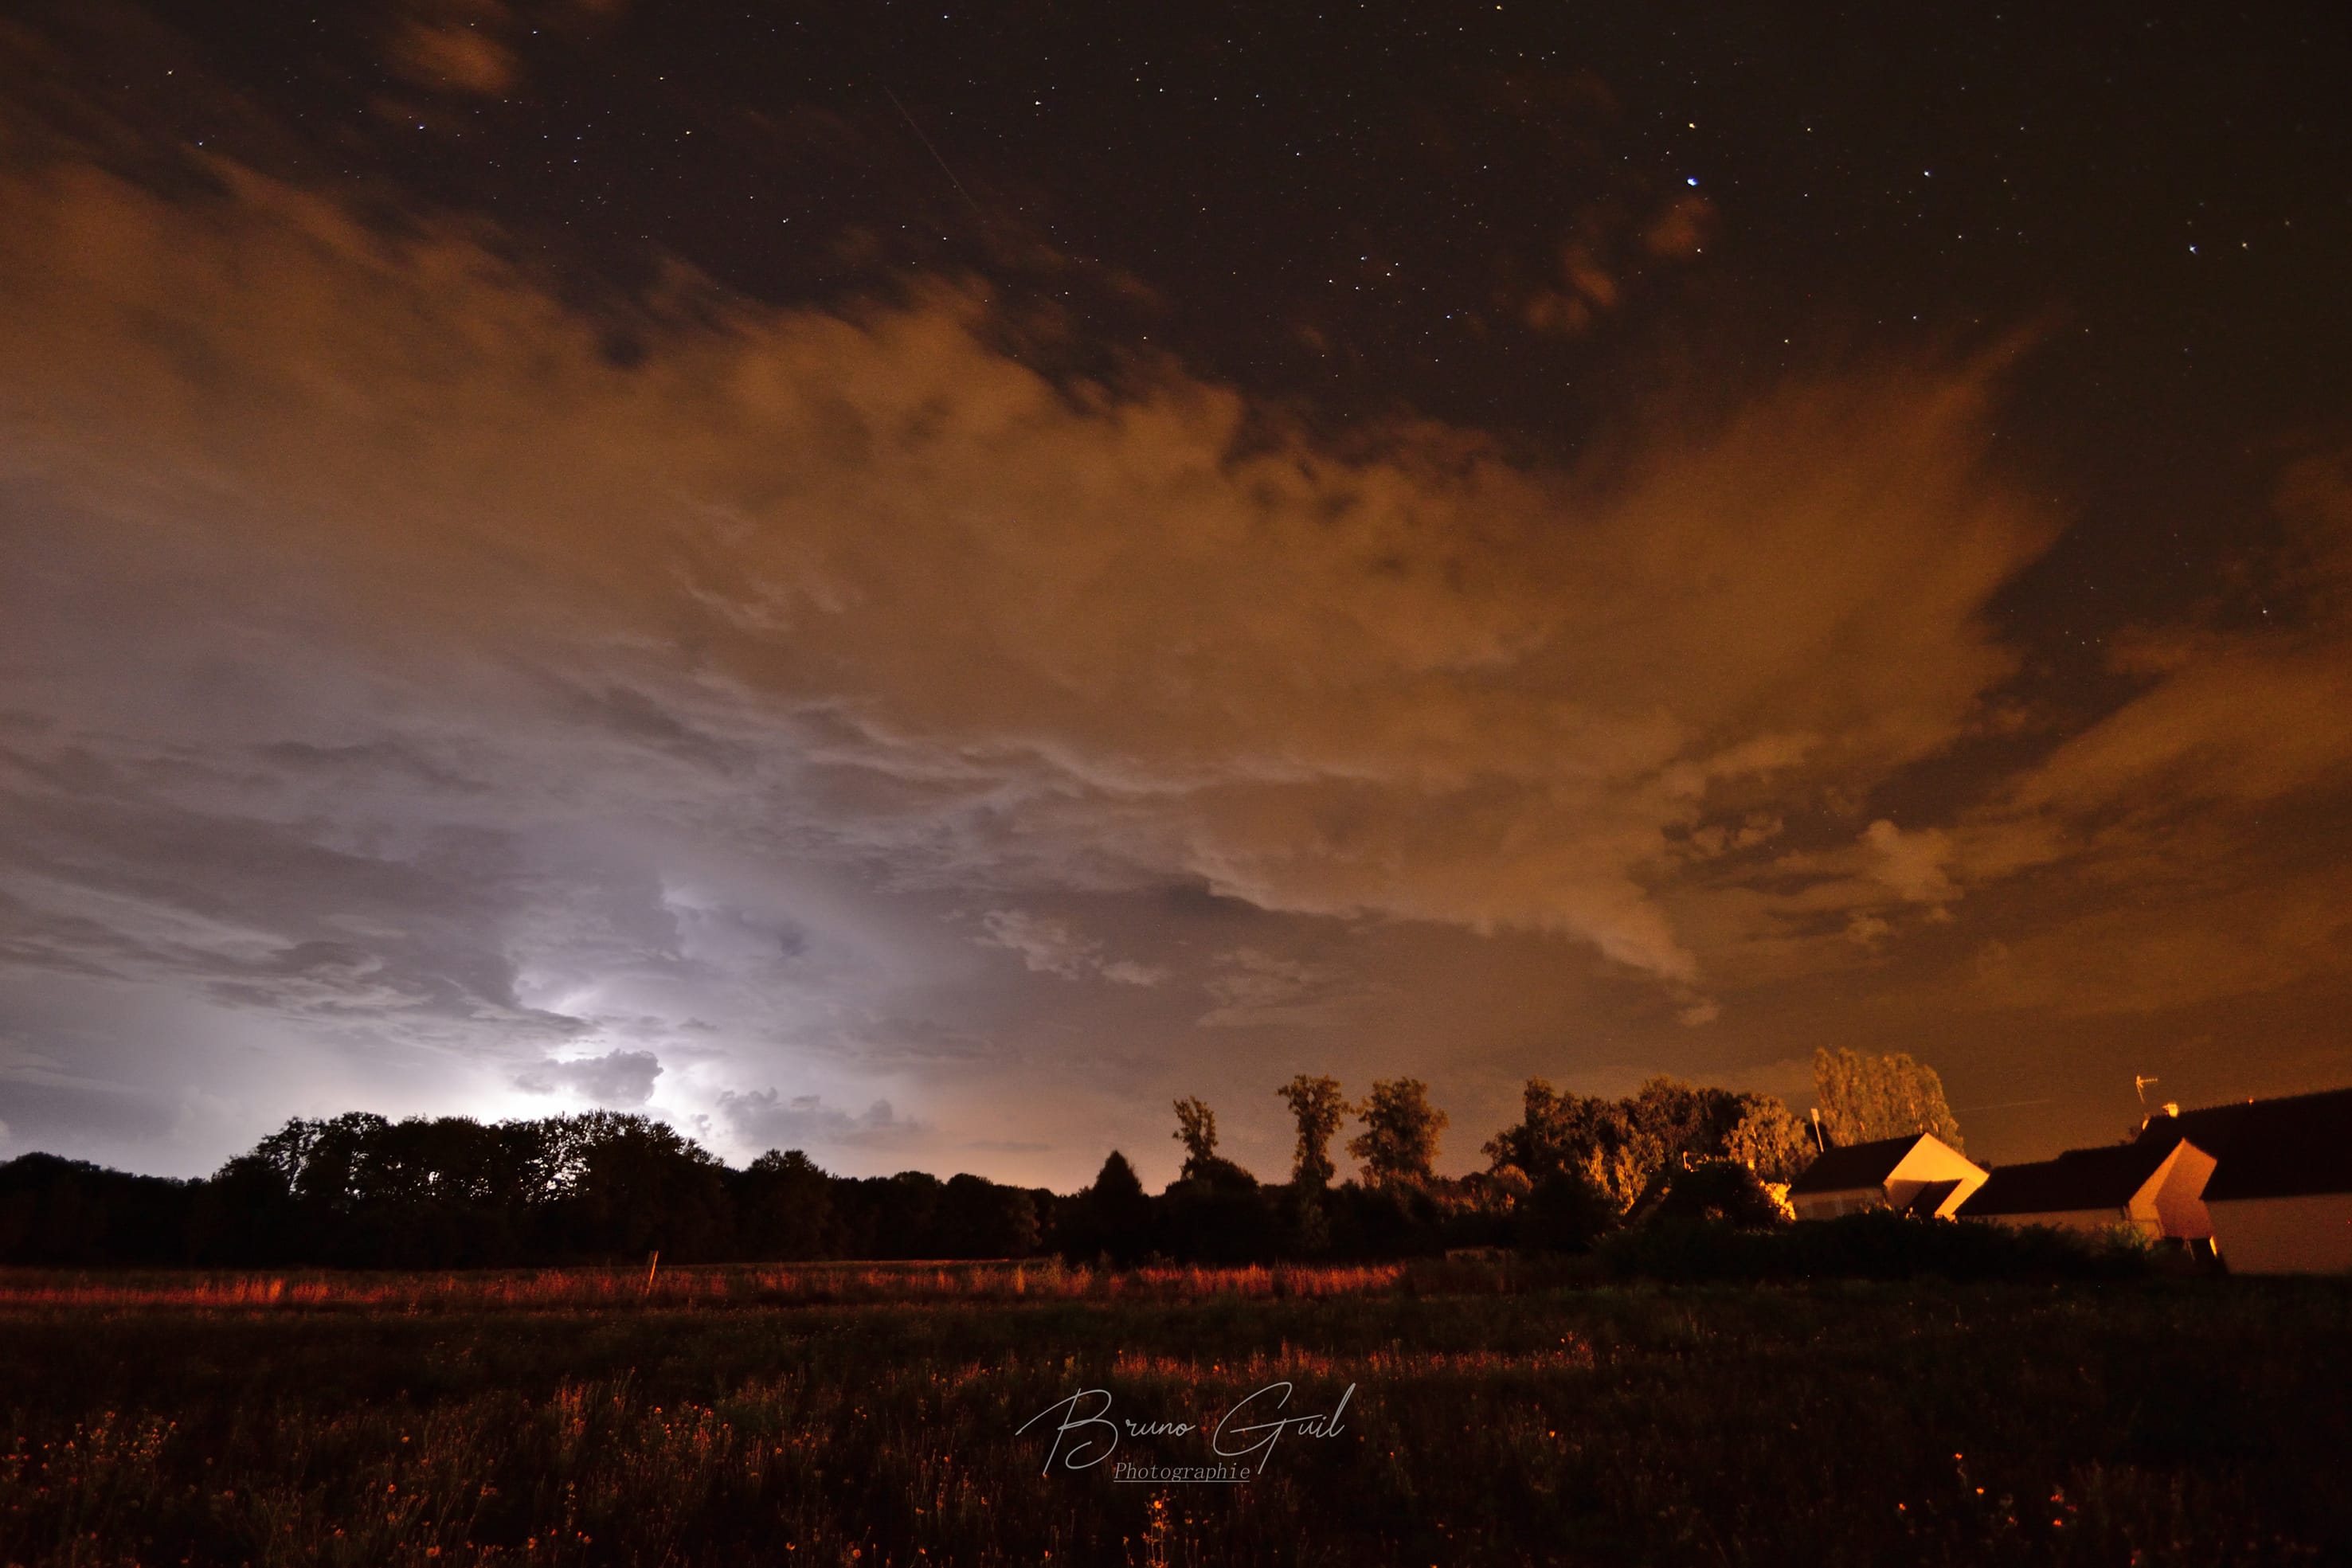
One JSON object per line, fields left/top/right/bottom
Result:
{"left": 1788, "top": 1135, "right": 1924, "bottom": 1195}
{"left": 1901, "top": 1178, "right": 1963, "bottom": 1218}
{"left": 2142, "top": 1087, "right": 2352, "bottom": 1202}
{"left": 1962, "top": 1138, "right": 2181, "bottom": 1218}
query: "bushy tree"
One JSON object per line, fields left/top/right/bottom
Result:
{"left": 935, "top": 1171, "right": 1040, "bottom": 1258}
{"left": 1814, "top": 1048, "right": 1964, "bottom": 1150}
{"left": 1638, "top": 1159, "right": 1791, "bottom": 1229}
{"left": 735, "top": 1148, "right": 836, "bottom": 1259}
{"left": 1348, "top": 1077, "right": 1447, "bottom": 1186}
{"left": 0, "top": 1155, "right": 197, "bottom": 1265}
{"left": 1724, "top": 1094, "right": 1816, "bottom": 1183}
{"left": 1485, "top": 1077, "right": 1810, "bottom": 1222}
{"left": 547, "top": 1112, "right": 732, "bottom": 1260}
{"left": 1514, "top": 1167, "right": 1617, "bottom": 1252}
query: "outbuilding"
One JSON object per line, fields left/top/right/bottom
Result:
{"left": 1957, "top": 1136, "right": 2216, "bottom": 1242}
{"left": 1786, "top": 1133, "right": 1986, "bottom": 1222}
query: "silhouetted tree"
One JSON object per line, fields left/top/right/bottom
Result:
{"left": 1348, "top": 1077, "right": 1446, "bottom": 1186}
{"left": 4, "top": 1064, "right": 1848, "bottom": 1272}
{"left": 734, "top": 1149, "right": 836, "bottom": 1259}
{"left": 1172, "top": 1097, "right": 1217, "bottom": 1175}
{"left": 546, "top": 1112, "right": 732, "bottom": 1261}
{"left": 0, "top": 1155, "right": 197, "bottom": 1265}
{"left": 832, "top": 1171, "right": 949, "bottom": 1258}
{"left": 1062, "top": 1150, "right": 1153, "bottom": 1265}
{"left": 1170, "top": 1095, "right": 1254, "bottom": 1188}
{"left": 1634, "top": 1159, "right": 1792, "bottom": 1229}
{"left": 1515, "top": 1166, "right": 1617, "bottom": 1252}
{"left": 1277, "top": 1074, "right": 1348, "bottom": 1188}
{"left": 1159, "top": 1101, "right": 1270, "bottom": 1261}
{"left": 935, "top": 1172, "right": 1040, "bottom": 1257}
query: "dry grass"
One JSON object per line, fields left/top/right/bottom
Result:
{"left": 0, "top": 1258, "right": 1499, "bottom": 1312}
{"left": 3, "top": 1266, "right": 2348, "bottom": 1566}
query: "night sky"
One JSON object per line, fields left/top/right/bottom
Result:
{"left": 3, "top": 1, "right": 2349, "bottom": 1187}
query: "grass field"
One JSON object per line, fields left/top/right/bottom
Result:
{"left": 4, "top": 1262, "right": 2349, "bottom": 1566}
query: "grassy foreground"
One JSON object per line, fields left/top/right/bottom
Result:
{"left": 2, "top": 1262, "right": 2348, "bottom": 1566}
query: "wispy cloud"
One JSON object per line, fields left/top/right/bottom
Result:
{"left": 976, "top": 910, "right": 1169, "bottom": 986}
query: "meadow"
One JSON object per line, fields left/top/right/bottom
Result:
{"left": 3, "top": 1261, "right": 2349, "bottom": 1566}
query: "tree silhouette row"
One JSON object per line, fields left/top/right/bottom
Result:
{"left": 0, "top": 1050, "right": 1959, "bottom": 1268}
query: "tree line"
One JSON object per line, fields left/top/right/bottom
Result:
{"left": 0, "top": 1048, "right": 1960, "bottom": 1268}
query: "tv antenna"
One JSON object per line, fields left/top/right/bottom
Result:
{"left": 2133, "top": 1075, "right": 2160, "bottom": 1105}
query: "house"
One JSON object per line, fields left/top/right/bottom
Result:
{"left": 1787, "top": 1133, "right": 1986, "bottom": 1222}
{"left": 1957, "top": 1135, "right": 2217, "bottom": 1242}
{"left": 2138, "top": 1088, "right": 2352, "bottom": 1274}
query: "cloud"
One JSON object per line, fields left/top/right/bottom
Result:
{"left": 0, "top": 140, "right": 2061, "bottom": 1011}
{"left": 975, "top": 910, "right": 1168, "bottom": 986}
{"left": 514, "top": 1047, "right": 663, "bottom": 1105}
{"left": 1845, "top": 912, "right": 1894, "bottom": 948}
{"left": 382, "top": 0, "right": 629, "bottom": 100}
{"left": 1861, "top": 819, "right": 1958, "bottom": 905}
{"left": 385, "top": 4, "right": 519, "bottom": 98}
{"left": 715, "top": 1089, "right": 922, "bottom": 1150}
{"left": 1196, "top": 948, "right": 1370, "bottom": 1028}
{"left": 1642, "top": 192, "right": 1715, "bottom": 259}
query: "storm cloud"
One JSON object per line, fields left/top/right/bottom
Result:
{"left": 3, "top": 72, "right": 2349, "bottom": 1183}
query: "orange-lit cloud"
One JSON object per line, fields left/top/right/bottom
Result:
{"left": 0, "top": 151, "right": 2053, "bottom": 991}
{"left": 386, "top": 2, "right": 519, "bottom": 97}
{"left": 6, "top": 104, "right": 2350, "bottom": 1179}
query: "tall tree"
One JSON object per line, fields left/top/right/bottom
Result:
{"left": 1348, "top": 1077, "right": 1447, "bottom": 1186}
{"left": 1813, "top": 1048, "right": 1964, "bottom": 1150}
{"left": 1278, "top": 1074, "right": 1349, "bottom": 1188}
{"left": 1172, "top": 1097, "right": 1219, "bottom": 1178}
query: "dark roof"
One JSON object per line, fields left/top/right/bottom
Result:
{"left": 2142, "top": 1087, "right": 2352, "bottom": 1202}
{"left": 1901, "top": 1179, "right": 1963, "bottom": 1218}
{"left": 1963, "top": 1138, "right": 2182, "bottom": 1218}
{"left": 1788, "top": 1135, "right": 1925, "bottom": 1195}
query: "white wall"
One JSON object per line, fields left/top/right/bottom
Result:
{"left": 2145, "top": 1142, "right": 2217, "bottom": 1240}
{"left": 1792, "top": 1187, "right": 1878, "bottom": 1222}
{"left": 2209, "top": 1194, "right": 2352, "bottom": 1275}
